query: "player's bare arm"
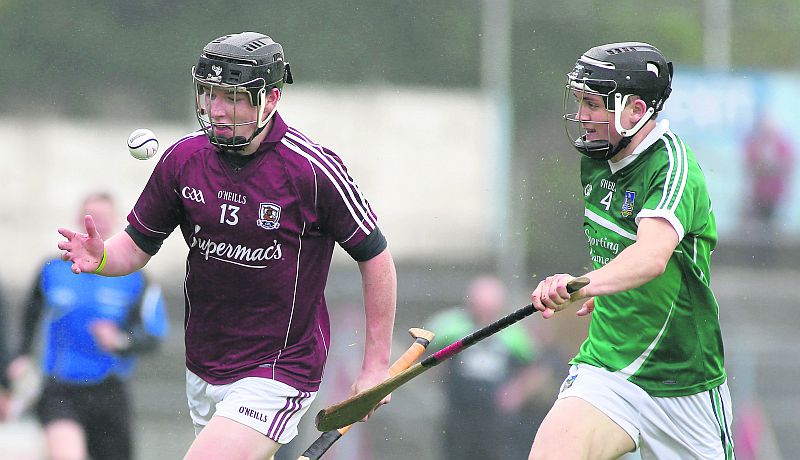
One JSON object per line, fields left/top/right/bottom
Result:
{"left": 532, "top": 217, "right": 678, "bottom": 318}
{"left": 354, "top": 248, "right": 397, "bottom": 413}
{"left": 58, "top": 215, "right": 150, "bottom": 276}
{"left": 582, "top": 217, "right": 678, "bottom": 296}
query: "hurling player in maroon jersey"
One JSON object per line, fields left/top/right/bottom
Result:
{"left": 57, "top": 32, "right": 397, "bottom": 460}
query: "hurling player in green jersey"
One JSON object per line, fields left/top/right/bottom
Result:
{"left": 528, "top": 43, "right": 734, "bottom": 460}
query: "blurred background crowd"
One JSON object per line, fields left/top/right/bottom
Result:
{"left": 1, "top": 1, "right": 798, "bottom": 458}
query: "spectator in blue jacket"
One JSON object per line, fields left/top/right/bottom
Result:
{"left": 7, "top": 192, "right": 169, "bottom": 460}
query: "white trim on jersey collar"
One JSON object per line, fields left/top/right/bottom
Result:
{"left": 608, "top": 119, "right": 671, "bottom": 174}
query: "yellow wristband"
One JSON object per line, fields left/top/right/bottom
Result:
{"left": 93, "top": 247, "right": 107, "bottom": 274}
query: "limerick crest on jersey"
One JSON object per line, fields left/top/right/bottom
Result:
{"left": 621, "top": 191, "right": 636, "bottom": 217}
{"left": 257, "top": 203, "right": 281, "bottom": 230}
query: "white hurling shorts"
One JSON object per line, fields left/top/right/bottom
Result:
{"left": 186, "top": 368, "right": 318, "bottom": 444}
{"left": 557, "top": 364, "right": 735, "bottom": 460}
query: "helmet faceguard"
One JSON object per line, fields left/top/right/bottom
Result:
{"left": 563, "top": 42, "right": 673, "bottom": 161}
{"left": 191, "top": 32, "right": 293, "bottom": 152}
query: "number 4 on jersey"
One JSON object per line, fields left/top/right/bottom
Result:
{"left": 600, "top": 191, "right": 613, "bottom": 211}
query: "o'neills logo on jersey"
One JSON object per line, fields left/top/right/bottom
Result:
{"left": 257, "top": 203, "right": 281, "bottom": 230}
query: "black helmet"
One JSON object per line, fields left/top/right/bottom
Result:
{"left": 194, "top": 32, "right": 293, "bottom": 104}
{"left": 571, "top": 42, "right": 672, "bottom": 113}
{"left": 564, "top": 42, "right": 673, "bottom": 160}
{"left": 192, "top": 32, "right": 294, "bottom": 151}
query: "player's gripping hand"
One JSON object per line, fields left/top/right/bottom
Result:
{"left": 575, "top": 297, "right": 595, "bottom": 317}
{"left": 351, "top": 366, "right": 392, "bottom": 422}
{"left": 531, "top": 274, "right": 592, "bottom": 319}
{"left": 57, "top": 215, "right": 105, "bottom": 274}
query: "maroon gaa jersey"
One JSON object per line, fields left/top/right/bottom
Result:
{"left": 127, "top": 113, "right": 380, "bottom": 391}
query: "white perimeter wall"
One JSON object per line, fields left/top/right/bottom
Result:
{"left": 0, "top": 86, "right": 496, "bottom": 289}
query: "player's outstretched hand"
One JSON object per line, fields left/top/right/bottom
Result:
{"left": 57, "top": 215, "right": 105, "bottom": 274}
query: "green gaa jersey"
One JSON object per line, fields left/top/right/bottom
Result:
{"left": 574, "top": 120, "right": 726, "bottom": 397}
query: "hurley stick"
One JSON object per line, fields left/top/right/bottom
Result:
{"left": 315, "top": 277, "right": 589, "bottom": 431}
{"left": 298, "top": 327, "right": 435, "bottom": 460}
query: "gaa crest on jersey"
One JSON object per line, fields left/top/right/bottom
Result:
{"left": 621, "top": 190, "right": 636, "bottom": 217}
{"left": 257, "top": 203, "right": 281, "bottom": 230}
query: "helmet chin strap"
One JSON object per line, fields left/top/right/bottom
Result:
{"left": 595, "top": 93, "right": 654, "bottom": 160}
{"left": 608, "top": 136, "right": 633, "bottom": 158}
{"left": 256, "top": 88, "right": 281, "bottom": 133}
{"left": 614, "top": 93, "right": 654, "bottom": 138}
